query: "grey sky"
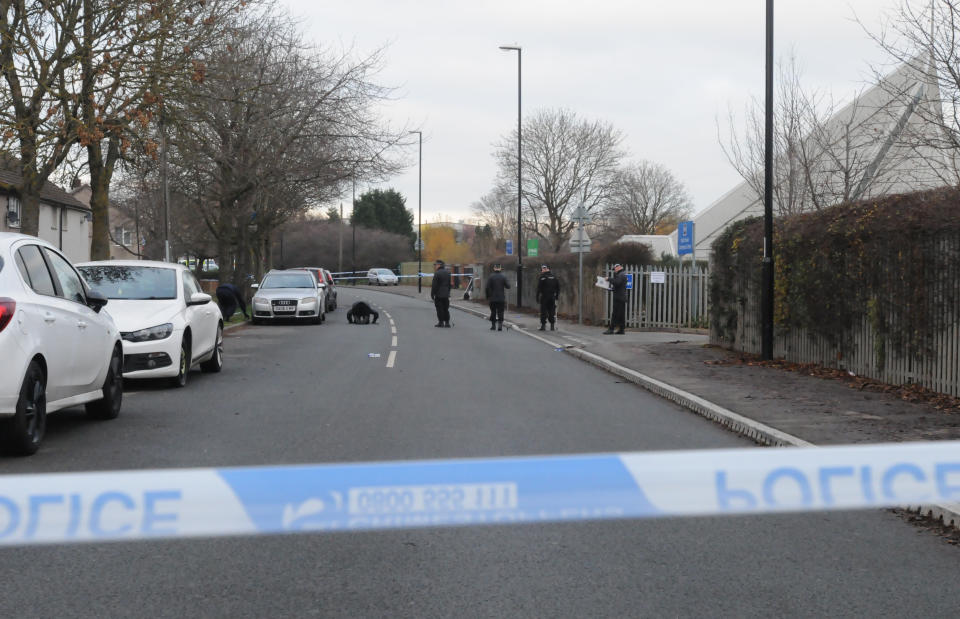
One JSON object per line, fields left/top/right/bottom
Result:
{"left": 283, "top": 0, "right": 903, "bottom": 223}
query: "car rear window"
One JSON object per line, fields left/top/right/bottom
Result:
{"left": 17, "top": 245, "right": 56, "bottom": 296}
{"left": 78, "top": 265, "right": 177, "bottom": 300}
{"left": 261, "top": 273, "right": 315, "bottom": 289}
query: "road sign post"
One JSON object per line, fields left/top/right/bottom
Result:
{"left": 505, "top": 239, "right": 513, "bottom": 255}
{"left": 569, "top": 207, "right": 593, "bottom": 325}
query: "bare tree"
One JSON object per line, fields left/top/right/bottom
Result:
{"left": 167, "top": 9, "right": 407, "bottom": 283}
{"left": 865, "top": 1, "right": 960, "bottom": 187}
{"left": 720, "top": 55, "right": 886, "bottom": 215}
{"left": 470, "top": 185, "right": 515, "bottom": 242}
{"left": 494, "top": 108, "right": 625, "bottom": 252}
{"left": 0, "top": 0, "right": 82, "bottom": 235}
{"left": 607, "top": 161, "right": 693, "bottom": 234}
{"left": 72, "top": 0, "right": 247, "bottom": 259}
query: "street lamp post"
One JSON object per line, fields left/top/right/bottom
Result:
{"left": 499, "top": 44, "right": 523, "bottom": 308}
{"left": 411, "top": 131, "right": 423, "bottom": 293}
{"left": 761, "top": 0, "right": 774, "bottom": 360}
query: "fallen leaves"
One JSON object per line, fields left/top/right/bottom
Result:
{"left": 705, "top": 352, "right": 960, "bottom": 414}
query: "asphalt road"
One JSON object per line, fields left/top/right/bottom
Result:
{"left": 1, "top": 288, "right": 959, "bottom": 618}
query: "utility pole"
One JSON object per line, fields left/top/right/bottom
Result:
{"left": 761, "top": 0, "right": 775, "bottom": 360}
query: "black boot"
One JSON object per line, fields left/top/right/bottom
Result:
{"left": 615, "top": 329, "right": 625, "bottom": 335}
{"left": 444, "top": 321, "right": 451, "bottom": 328}
{"left": 435, "top": 322, "right": 444, "bottom": 328}
{"left": 602, "top": 329, "right": 614, "bottom": 335}
{"left": 550, "top": 323, "right": 555, "bottom": 331}
{"left": 497, "top": 322, "right": 503, "bottom": 331}
{"left": 538, "top": 324, "right": 546, "bottom": 331}
{"left": 490, "top": 322, "right": 496, "bottom": 330}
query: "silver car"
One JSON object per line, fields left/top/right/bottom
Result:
{"left": 251, "top": 270, "right": 326, "bottom": 325}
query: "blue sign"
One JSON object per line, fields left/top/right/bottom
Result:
{"left": 626, "top": 274, "right": 633, "bottom": 290}
{"left": 677, "top": 221, "right": 695, "bottom": 256}
{"left": 505, "top": 240, "right": 513, "bottom": 255}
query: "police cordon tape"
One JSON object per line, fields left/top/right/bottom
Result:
{"left": 2, "top": 441, "right": 959, "bottom": 545}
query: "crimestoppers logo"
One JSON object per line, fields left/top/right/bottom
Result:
{"left": 281, "top": 493, "right": 344, "bottom": 530}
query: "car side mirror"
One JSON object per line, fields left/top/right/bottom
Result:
{"left": 86, "top": 289, "right": 108, "bottom": 313}
{"left": 188, "top": 292, "right": 212, "bottom": 306}
{"left": 318, "top": 282, "right": 327, "bottom": 289}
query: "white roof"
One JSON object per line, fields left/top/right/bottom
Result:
{"left": 616, "top": 235, "right": 677, "bottom": 258}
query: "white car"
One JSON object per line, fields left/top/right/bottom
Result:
{"left": 77, "top": 261, "right": 223, "bottom": 388}
{"left": 251, "top": 269, "right": 326, "bottom": 324}
{"left": 0, "top": 233, "right": 123, "bottom": 455}
{"left": 367, "top": 268, "right": 399, "bottom": 286}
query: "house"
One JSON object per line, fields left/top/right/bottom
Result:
{"left": 0, "top": 164, "right": 92, "bottom": 263}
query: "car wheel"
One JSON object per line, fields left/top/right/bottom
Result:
{"left": 3, "top": 360, "right": 47, "bottom": 456}
{"left": 86, "top": 346, "right": 123, "bottom": 420}
{"left": 170, "top": 335, "right": 190, "bottom": 388}
{"left": 200, "top": 324, "right": 224, "bottom": 373}
{"left": 251, "top": 317, "right": 262, "bottom": 325}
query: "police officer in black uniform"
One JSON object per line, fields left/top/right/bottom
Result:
{"left": 215, "top": 282, "right": 249, "bottom": 320}
{"left": 604, "top": 263, "right": 628, "bottom": 334}
{"left": 535, "top": 264, "right": 560, "bottom": 331}
{"left": 431, "top": 260, "right": 452, "bottom": 327}
{"left": 484, "top": 263, "right": 511, "bottom": 331}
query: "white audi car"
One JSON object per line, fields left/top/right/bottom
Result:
{"left": 78, "top": 261, "right": 223, "bottom": 388}
{"left": 0, "top": 233, "right": 123, "bottom": 455}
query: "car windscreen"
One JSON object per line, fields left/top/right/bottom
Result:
{"left": 377, "top": 269, "right": 394, "bottom": 275}
{"left": 261, "top": 273, "right": 315, "bottom": 289}
{"left": 78, "top": 265, "right": 177, "bottom": 300}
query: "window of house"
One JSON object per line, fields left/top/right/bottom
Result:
{"left": 61, "top": 209, "right": 68, "bottom": 232}
{"left": 113, "top": 226, "right": 132, "bottom": 247}
{"left": 6, "top": 195, "right": 21, "bottom": 229}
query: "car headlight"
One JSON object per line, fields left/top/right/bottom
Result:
{"left": 122, "top": 323, "right": 174, "bottom": 342}
{"left": 300, "top": 297, "right": 317, "bottom": 304}
{"left": 253, "top": 296, "right": 267, "bottom": 304}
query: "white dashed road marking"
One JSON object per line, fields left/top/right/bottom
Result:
{"left": 386, "top": 350, "right": 397, "bottom": 368}
{"left": 392, "top": 335, "right": 398, "bottom": 347}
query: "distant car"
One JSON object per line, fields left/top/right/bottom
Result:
{"left": 251, "top": 270, "right": 326, "bottom": 325}
{"left": 289, "top": 267, "right": 337, "bottom": 311}
{"left": 77, "top": 260, "right": 224, "bottom": 388}
{"left": 0, "top": 233, "right": 123, "bottom": 455}
{"left": 367, "top": 268, "right": 399, "bottom": 286}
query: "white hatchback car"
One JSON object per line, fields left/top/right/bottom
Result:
{"left": 367, "top": 268, "right": 399, "bottom": 285}
{"left": 0, "top": 233, "right": 123, "bottom": 455}
{"left": 77, "top": 261, "right": 223, "bottom": 388}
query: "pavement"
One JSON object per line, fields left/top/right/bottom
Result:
{"left": 350, "top": 283, "right": 960, "bottom": 528}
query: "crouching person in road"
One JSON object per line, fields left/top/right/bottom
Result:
{"left": 347, "top": 301, "right": 379, "bottom": 324}
{"left": 484, "top": 263, "right": 510, "bottom": 331}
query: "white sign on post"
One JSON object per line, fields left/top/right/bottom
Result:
{"left": 651, "top": 271, "right": 666, "bottom": 284}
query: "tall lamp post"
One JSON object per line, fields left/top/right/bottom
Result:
{"left": 499, "top": 44, "right": 523, "bottom": 308}
{"left": 761, "top": 0, "right": 774, "bottom": 360}
{"left": 410, "top": 131, "right": 423, "bottom": 293}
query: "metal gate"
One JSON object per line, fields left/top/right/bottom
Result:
{"left": 602, "top": 264, "right": 709, "bottom": 329}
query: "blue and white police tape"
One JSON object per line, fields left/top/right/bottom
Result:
{"left": 2, "top": 440, "right": 959, "bottom": 545}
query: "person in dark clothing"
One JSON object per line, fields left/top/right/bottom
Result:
{"left": 431, "top": 260, "right": 452, "bottom": 327}
{"left": 484, "top": 263, "right": 511, "bottom": 331}
{"left": 604, "top": 263, "right": 628, "bottom": 334}
{"left": 535, "top": 264, "right": 561, "bottom": 331}
{"left": 347, "top": 301, "right": 379, "bottom": 324}
{"left": 215, "top": 282, "right": 249, "bottom": 320}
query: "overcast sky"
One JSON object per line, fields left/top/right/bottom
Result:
{"left": 282, "top": 0, "right": 907, "bottom": 223}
